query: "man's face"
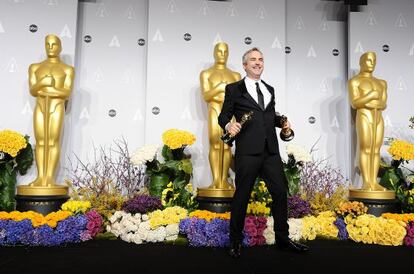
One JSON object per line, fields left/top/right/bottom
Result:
{"left": 360, "top": 53, "right": 376, "bottom": 72}
{"left": 214, "top": 43, "right": 229, "bottom": 64}
{"left": 45, "top": 36, "right": 62, "bottom": 57}
{"left": 243, "top": 50, "right": 264, "bottom": 79}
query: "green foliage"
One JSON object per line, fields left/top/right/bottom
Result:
{"left": 380, "top": 160, "right": 414, "bottom": 213}
{"left": 0, "top": 135, "right": 33, "bottom": 211}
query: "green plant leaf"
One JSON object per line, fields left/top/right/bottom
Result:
{"left": 15, "top": 139, "right": 34, "bottom": 175}
{"left": 379, "top": 168, "right": 400, "bottom": 190}
{"left": 162, "top": 145, "right": 173, "bottom": 161}
{"left": 148, "top": 173, "right": 169, "bottom": 198}
{"left": 180, "top": 159, "right": 193, "bottom": 174}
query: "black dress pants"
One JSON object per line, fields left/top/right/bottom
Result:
{"left": 230, "top": 144, "right": 289, "bottom": 243}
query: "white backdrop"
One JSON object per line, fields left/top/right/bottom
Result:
{"left": 0, "top": 0, "right": 413, "bottom": 190}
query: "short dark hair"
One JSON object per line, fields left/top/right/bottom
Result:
{"left": 242, "top": 47, "right": 263, "bottom": 64}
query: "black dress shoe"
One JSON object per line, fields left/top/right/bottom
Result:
{"left": 276, "top": 239, "right": 309, "bottom": 252}
{"left": 229, "top": 242, "right": 242, "bottom": 258}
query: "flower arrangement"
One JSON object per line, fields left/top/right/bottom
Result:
{"left": 81, "top": 210, "right": 103, "bottom": 240}
{"left": 334, "top": 217, "right": 349, "bottom": 240}
{"left": 345, "top": 214, "right": 406, "bottom": 246}
{"left": 380, "top": 139, "right": 414, "bottom": 212}
{"left": 67, "top": 138, "right": 145, "bottom": 198}
{"left": 162, "top": 129, "right": 196, "bottom": 150}
{"left": 287, "top": 194, "right": 311, "bottom": 218}
{"left": 403, "top": 222, "right": 414, "bottom": 246}
{"left": 138, "top": 129, "right": 196, "bottom": 199}
{"left": 122, "top": 195, "right": 163, "bottom": 214}
{"left": 161, "top": 182, "right": 198, "bottom": 211}
{"left": 106, "top": 210, "right": 180, "bottom": 244}
{"left": 301, "top": 211, "right": 338, "bottom": 240}
{"left": 283, "top": 144, "right": 311, "bottom": 196}
{"left": 243, "top": 216, "right": 267, "bottom": 246}
{"left": 61, "top": 200, "right": 91, "bottom": 215}
{"left": 149, "top": 206, "right": 188, "bottom": 229}
{"left": 0, "top": 210, "right": 72, "bottom": 228}
{"left": 130, "top": 144, "right": 160, "bottom": 166}
{"left": 300, "top": 160, "right": 348, "bottom": 215}
{"left": 188, "top": 210, "right": 230, "bottom": 221}
{"left": 179, "top": 217, "right": 229, "bottom": 247}
{"left": 382, "top": 213, "right": 414, "bottom": 223}
{"left": 0, "top": 130, "right": 33, "bottom": 211}
{"left": 0, "top": 209, "right": 102, "bottom": 246}
{"left": 247, "top": 201, "right": 271, "bottom": 216}
{"left": 74, "top": 188, "right": 126, "bottom": 225}
{"left": 335, "top": 201, "right": 368, "bottom": 218}
{"left": 249, "top": 180, "right": 272, "bottom": 207}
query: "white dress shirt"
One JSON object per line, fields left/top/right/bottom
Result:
{"left": 244, "top": 76, "right": 271, "bottom": 108}
{"left": 225, "top": 77, "right": 272, "bottom": 131}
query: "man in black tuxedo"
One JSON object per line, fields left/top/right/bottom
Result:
{"left": 218, "top": 47, "right": 309, "bottom": 258}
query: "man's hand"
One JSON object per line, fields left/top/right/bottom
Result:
{"left": 282, "top": 120, "right": 291, "bottom": 131}
{"left": 226, "top": 122, "right": 242, "bottom": 136}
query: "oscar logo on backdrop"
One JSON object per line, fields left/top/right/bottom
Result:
{"left": 16, "top": 34, "right": 74, "bottom": 215}
{"left": 197, "top": 42, "right": 241, "bottom": 212}
{"left": 348, "top": 51, "right": 398, "bottom": 216}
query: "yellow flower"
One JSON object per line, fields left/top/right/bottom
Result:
{"left": 247, "top": 201, "right": 270, "bottom": 216}
{"left": 149, "top": 206, "right": 188, "bottom": 229}
{"left": 162, "top": 129, "right": 196, "bottom": 149}
{"left": 0, "top": 130, "right": 27, "bottom": 157}
{"left": 189, "top": 210, "right": 230, "bottom": 221}
{"left": 61, "top": 200, "right": 91, "bottom": 214}
{"left": 388, "top": 139, "right": 414, "bottom": 161}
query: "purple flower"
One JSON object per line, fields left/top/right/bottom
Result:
{"left": 334, "top": 217, "right": 349, "bottom": 240}
{"left": 179, "top": 217, "right": 230, "bottom": 247}
{"left": 243, "top": 216, "right": 267, "bottom": 247}
{"left": 403, "top": 222, "right": 414, "bottom": 246}
{"left": 83, "top": 210, "right": 103, "bottom": 239}
{"left": 122, "top": 195, "right": 163, "bottom": 214}
{"left": 288, "top": 195, "right": 312, "bottom": 218}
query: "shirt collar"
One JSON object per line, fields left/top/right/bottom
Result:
{"left": 245, "top": 76, "right": 261, "bottom": 87}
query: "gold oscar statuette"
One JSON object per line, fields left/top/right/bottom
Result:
{"left": 17, "top": 34, "right": 74, "bottom": 197}
{"left": 220, "top": 111, "right": 253, "bottom": 146}
{"left": 279, "top": 115, "right": 294, "bottom": 142}
{"left": 348, "top": 51, "right": 394, "bottom": 200}
{"left": 198, "top": 42, "right": 241, "bottom": 198}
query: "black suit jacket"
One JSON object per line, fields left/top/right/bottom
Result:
{"left": 218, "top": 79, "right": 284, "bottom": 155}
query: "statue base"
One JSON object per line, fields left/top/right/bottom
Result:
{"left": 349, "top": 188, "right": 399, "bottom": 217}
{"left": 15, "top": 185, "right": 69, "bottom": 215}
{"left": 196, "top": 187, "right": 235, "bottom": 213}
{"left": 349, "top": 188, "right": 395, "bottom": 200}
{"left": 16, "top": 184, "right": 69, "bottom": 196}
{"left": 15, "top": 195, "right": 69, "bottom": 216}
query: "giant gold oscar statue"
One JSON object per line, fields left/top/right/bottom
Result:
{"left": 16, "top": 35, "right": 74, "bottom": 214}
{"left": 197, "top": 42, "right": 241, "bottom": 205}
{"left": 348, "top": 51, "right": 395, "bottom": 203}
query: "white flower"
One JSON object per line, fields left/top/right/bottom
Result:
{"left": 165, "top": 235, "right": 178, "bottom": 241}
{"left": 141, "top": 214, "right": 149, "bottom": 221}
{"left": 288, "top": 218, "right": 303, "bottom": 241}
{"left": 131, "top": 144, "right": 159, "bottom": 166}
{"left": 286, "top": 144, "right": 311, "bottom": 163}
{"left": 264, "top": 217, "right": 275, "bottom": 245}
{"left": 0, "top": 151, "right": 4, "bottom": 160}
{"left": 139, "top": 221, "right": 151, "bottom": 231}
{"left": 132, "top": 235, "right": 143, "bottom": 245}
{"left": 165, "top": 224, "right": 179, "bottom": 237}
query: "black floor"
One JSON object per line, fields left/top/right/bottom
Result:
{"left": 1, "top": 239, "right": 413, "bottom": 273}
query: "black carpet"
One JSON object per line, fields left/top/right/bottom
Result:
{"left": 1, "top": 239, "right": 413, "bottom": 273}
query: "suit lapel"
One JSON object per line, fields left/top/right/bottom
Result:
{"left": 262, "top": 80, "right": 275, "bottom": 111}
{"left": 239, "top": 79, "right": 262, "bottom": 111}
